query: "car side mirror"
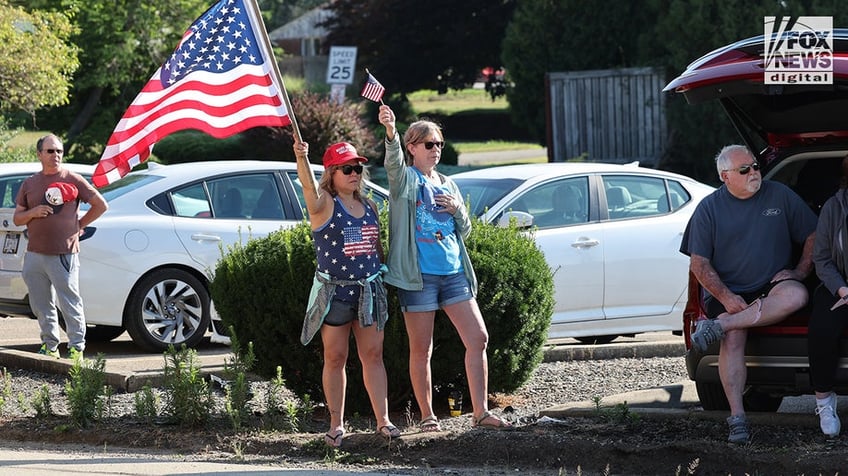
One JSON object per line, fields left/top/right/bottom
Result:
{"left": 498, "top": 210, "right": 534, "bottom": 228}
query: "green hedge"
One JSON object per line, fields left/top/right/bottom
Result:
{"left": 210, "top": 213, "right": 553, "bottom": 412}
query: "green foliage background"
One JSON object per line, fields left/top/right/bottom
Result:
{"left": 210, "top": 214, "right": 553, "bottom": 411}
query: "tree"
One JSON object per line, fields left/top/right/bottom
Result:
{"left": 501, "top": 0, "right": 650, "bottom": 144}
{"left": 0, "top": 1, "right": 78, "bottom": 124}
{"left": 21, "top": 0, "right": 210, "bottom": 161}
{"left": 321, "top": 0, "right": 516, "bottom": 96}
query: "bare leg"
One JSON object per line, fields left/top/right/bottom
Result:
{"left": 442, "top": 298, "right": 490, "bottom": 419}
{"left": 403, "top": 311, "right": 437, "bottom": 420}
{"left": 718, "top": 280, "right": 808, "bottom": 331}
{"left": 715, "top": 280, "right": 808, "bottom": 418}
{"left": 718, "top": 328, "right": 748, "bottom": 417}
{"left": 352, "top": 322, "right": 393, "bottom": 429}
{"left": 321, "top": 323, "right": 351, "bottom": 439}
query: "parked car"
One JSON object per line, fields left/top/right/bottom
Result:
{"left": 451, "top": 162, "right": 714, "bottom": 343}
{"left": 664, "top": 29, "right": 848, "bottom": 410}
{"left": 0, "top": 162, "right": 95, "bottom": 316}
{"left": 0, "top": 160, "right": 388, "bottom": 352}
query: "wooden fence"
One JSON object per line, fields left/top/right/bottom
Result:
{"left": 546, "top": 67, "right": 666, "bottom": 166}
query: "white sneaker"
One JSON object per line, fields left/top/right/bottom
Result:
{"left": 815, "top": 393, "right": 841, "bottom": 437}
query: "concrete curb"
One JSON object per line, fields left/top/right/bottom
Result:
{"left": 543, "top": 341, "right": 685, "bottom": 362}
{"left": 0, "top": 347, "right": 227, "bottom": 392}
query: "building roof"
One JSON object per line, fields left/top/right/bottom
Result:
{"left": 268, "top": 6, "right": 333, "bottom": 41}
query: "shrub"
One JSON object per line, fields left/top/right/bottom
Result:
{"left": 237, "top": 91, "right": 380, "bottom": 164}
{"left": 211, "top": 212, "right": 553, "bottom": 411}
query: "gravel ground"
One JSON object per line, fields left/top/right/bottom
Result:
{"left": 0, "top": 355, "right": 690, "bottom": 425}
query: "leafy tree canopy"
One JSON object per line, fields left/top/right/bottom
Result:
{"left": 321, "top": 0, "right": 516, "bottom": 95}
{"left": 0, "top": 0, "right": 78, "bottom": 122}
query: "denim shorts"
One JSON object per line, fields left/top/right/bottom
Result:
{"left": 397, "top": 272, "right": 473, "bottom": 312}
{"left": 323, "top": 299, "right": 357, "bottom": 326}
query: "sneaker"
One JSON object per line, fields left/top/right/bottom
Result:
{"left": 37, "top": 344, "right": 60, "bottom": 359}
{"left": 726, "top": 414, "right": 750, "bottom": 444}
{"left": 67, "top": 347, "right": 84, "bottom": 361}
{"left": 691, "top": 318, "right": 725, "bottom": 353}
{"left": 816, "top": 393, "right": 841, "bottom": 437}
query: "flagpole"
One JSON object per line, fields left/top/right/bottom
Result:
{"left": 246, "top": 0, "right": 303, "bottom": 143}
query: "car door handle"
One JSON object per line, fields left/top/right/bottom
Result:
{"left": 571, "top": 238, "right": 600, "bottom": 249}
{"left": 191, "top": 233, "right": 222, "bottom": 242}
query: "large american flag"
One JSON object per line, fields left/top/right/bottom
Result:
{"left": 93, "top": 0, "right": 291, "bottom": 187}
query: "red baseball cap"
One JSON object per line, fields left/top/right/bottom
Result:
{"left": 322, "top": 142, "right": 368, "bottom": 168}
{"left": 45, "top": 182, "right": 78, "bottom": 206}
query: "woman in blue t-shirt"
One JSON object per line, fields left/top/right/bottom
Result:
{"left": 379, "top": 105, "right": 512, "bottom": 432}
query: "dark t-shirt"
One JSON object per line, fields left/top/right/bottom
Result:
{"left": 681, "top": 181, "right": 817, "bottom": 294}
{"left": 16, "top": 169, "right": 96, "bottom": 255}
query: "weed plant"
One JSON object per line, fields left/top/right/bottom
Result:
{"left": 0, "top": 369, "right": 11, "bottom": 415}
{"left": 162, "top": 344, "right": 212, "bottom": 427}
{"left": 32, "top": 384, "right": 52, "bottom": 418}
{"left": 133, "top": 383, "right": 159, "bottom": 423}
{"left": 591, "top": 396, "right": 640, "bottom": 425}
{"left": 65, "top": 354, "right": 107, "bottom": 428}
{"left": 223, "top": 329, "right": 256, "bottom": 431}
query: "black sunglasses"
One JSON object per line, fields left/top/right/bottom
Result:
{"left": 340, "top": 164, "right": 363, "bottom": 175}
{"left": 42, "top": 148, "right": 64, "bottom": 154}
{"left": 423, "top": 141, "right": 445, "bottom": 150}
{"left": 723, "top": 162, "right": 760, "bottom": 175}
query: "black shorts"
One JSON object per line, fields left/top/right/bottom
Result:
{"left": 704, "top": 278, "right": 798, "bottom": 319}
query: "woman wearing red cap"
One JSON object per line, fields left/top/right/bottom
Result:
{"left": 293, "top": 136, "right": 399, "bottom": 448}
{"left": 378, "top": 105, "right": 512, "bottom": 432}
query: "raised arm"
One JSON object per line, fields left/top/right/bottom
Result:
{"left": 293, "top": 140, "right": 332, "bottom": 225}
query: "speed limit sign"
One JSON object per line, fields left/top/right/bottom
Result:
{"left": 326, "top": 46, "right": 358, "bottom": 85}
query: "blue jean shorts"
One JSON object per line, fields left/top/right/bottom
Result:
{"left": 397, "top": 272, "right": 473, "bottom": 312}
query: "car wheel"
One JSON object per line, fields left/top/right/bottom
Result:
{"left": 57, "top": 315, "right": 125, "bottom": 343}
{"left": 743, "top": 388, "right": 783, "bottom": 412}
{"left": 574, "top": 335, "right": 618, "bottom": 345}
{"left": 124, "top": 268, "right": 210, "bottom": 352}
{"left": 696, "top": 381, "right": 783, "bottom": 412}
{"left": 695, "top": 380, "right": 729, "bottom": 411}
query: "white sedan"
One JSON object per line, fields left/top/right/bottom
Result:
{"left": 0, "top": 160, "right": 387, "bottom": 351}
{"left": 451, "top": 162, "right": 714, "bottom": 344}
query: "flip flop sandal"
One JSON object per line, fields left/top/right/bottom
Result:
{"left": 324, "top": 428, "right": 345, "bottom": 448}
{"left": 419, "top": 416, "right": 441, "bottom": 432}
{"left": 473, "top": 411, "right": 514, "bottom": 430}
{"left": 378, "top": 424, "right": 402, "bottom": 439}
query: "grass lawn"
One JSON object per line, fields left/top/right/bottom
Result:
{"left": 408, "top": 88, "right": 507, "bottom": 115}
{"left": 409, "top": 89, "right": 541, "bottom": 156}
{"left": 7, "top": 131, "right": 43, "bottom": 149}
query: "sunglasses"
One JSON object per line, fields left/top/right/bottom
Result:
{"left": 339, "top": 164, "right": 363, "bottom": 175}
{"left": 723, "top": 162, "right": 760, "bottom": 175}
{"left": 423, "top": 141, "right": 445, "bottom": 150}
{"left": 42, "top": 148, "right": 64, "bottom": 154}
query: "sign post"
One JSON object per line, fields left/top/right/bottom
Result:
{"left": 326, "top": 46, "right": 358, "bottom": 103}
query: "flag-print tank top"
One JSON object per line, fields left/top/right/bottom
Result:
{"left": 313, "top": 196, "right": 381, "bottom": 302}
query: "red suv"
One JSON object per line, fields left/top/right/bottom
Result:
{"left": 664, "top": 29, "right": 848, "bottom": 411}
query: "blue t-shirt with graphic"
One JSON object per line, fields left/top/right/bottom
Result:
{"left": 412, "top": 168, "right": 462, "bottom": 275}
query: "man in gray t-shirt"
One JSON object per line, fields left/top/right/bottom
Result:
{"left": 681, "top": 144, "right": 816, "bottom": 444}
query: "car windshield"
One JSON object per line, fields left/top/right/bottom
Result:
{"left": 453, "top": 177, "right": 523, "bottom": 217}
{"left": 79, "top": 175, "right": 163, "bottom": 210}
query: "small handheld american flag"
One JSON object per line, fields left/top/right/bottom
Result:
{"left": 360, "top": 69, "right": 386, "bottom": 103}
